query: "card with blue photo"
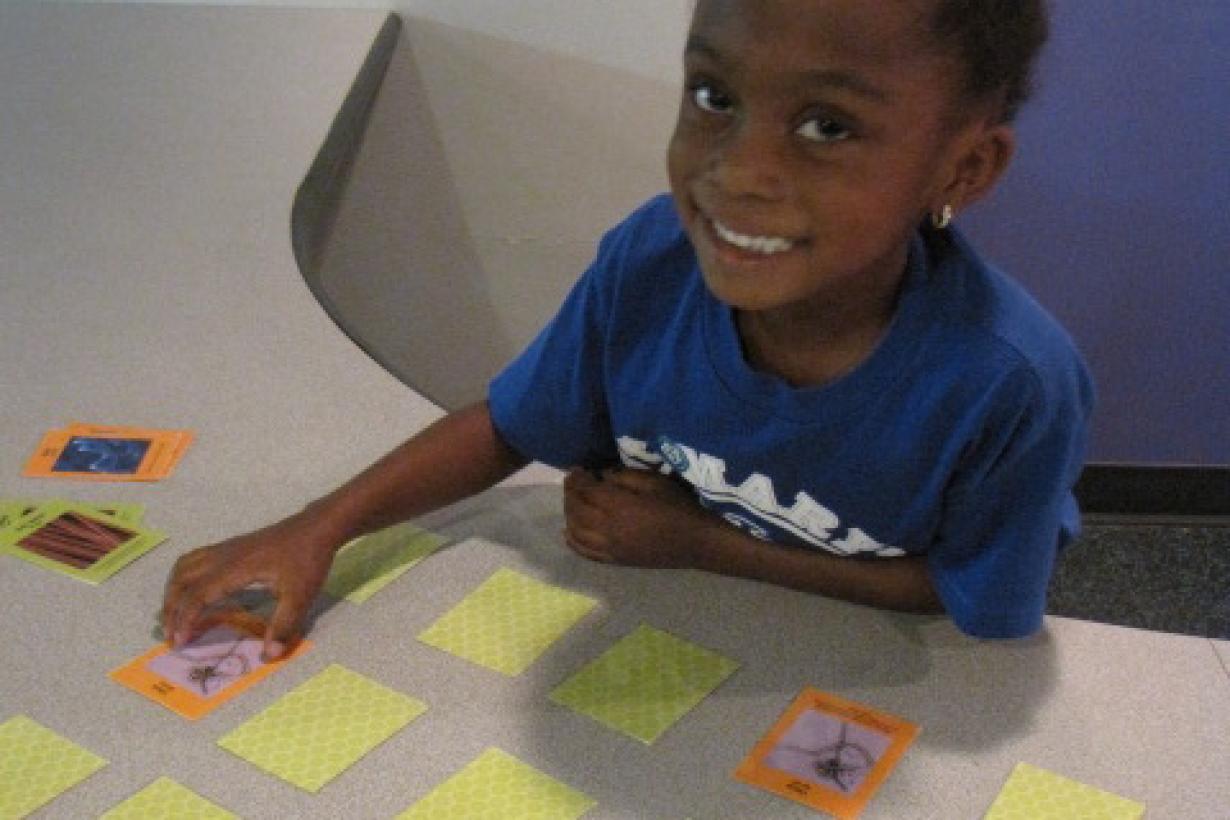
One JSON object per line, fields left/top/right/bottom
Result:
{"left": 52, "top": 436, "right": 151, "bottom": 474}
{"left": 22, "top": 422, "right": 193, "bottom": 481}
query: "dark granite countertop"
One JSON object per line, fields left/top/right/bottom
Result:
{"left": 1049, "top": 523, "right": 1230, "bottom": 640}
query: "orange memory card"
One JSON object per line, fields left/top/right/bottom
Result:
{"left": 67, "top": 422, "right": 194, "bottom": 479}
{"left": 109, "top": 610, "right": 310, "bottom": 720}
{"left": 23, "top": 424, "right": 193, "bottom": 481}
{"left": 733, "top": 687, "right": 920, "bottom": 819}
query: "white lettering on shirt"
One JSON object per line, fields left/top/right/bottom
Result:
{"left": 616, "top": 435, "right": 906, "bottom": 558}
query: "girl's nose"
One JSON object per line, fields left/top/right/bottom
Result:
{"left": 707, "top": 120, "right": 790, "bottom": 202}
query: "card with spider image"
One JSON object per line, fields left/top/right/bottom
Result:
{"left": 733, "top": 687, "right": 919, "bottom": 818}
{"left": 109, "top": 611, "right": 311, "bottom": 720}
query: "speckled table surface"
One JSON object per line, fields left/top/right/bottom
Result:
{"left": 1, "top": 4, "right": 1227, "bottom": 819}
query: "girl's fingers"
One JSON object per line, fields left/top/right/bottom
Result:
{"left": 167, "top": 568, "right": 257, "bottom": 647}
{"left": 161, "top": 550, "right": 215, "bottom": 636}
{"left": 563, "top": 467, "right": 601, "bottom": 497}
{"left": 563, "top": 527, "right": 613, "bottom": 563}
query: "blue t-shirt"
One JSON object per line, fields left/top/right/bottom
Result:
{"left": 489, "top": 195, "right": 1094, "bottom": 639}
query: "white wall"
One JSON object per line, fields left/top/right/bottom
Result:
{"left": 38, "top": 0, "right": 694, "bottom": 336}
{"left": 381, "top": 2, "right": 691, "bottom": 356}
{"left": 34, "top": 0, "right": 692, "bottom": 83}
{"left": 404, "top": 0, "right": 690, "bottom": 82}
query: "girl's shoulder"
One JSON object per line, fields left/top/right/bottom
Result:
{"left": 928, "top": 228, "right": 1091, "bottom": 387}
{"left": 588, "top": 193, "right": 699, "bottom": 299}
{"left": 599, "top": 194, "right": 691, "bottom": 266}
{"left": 915, "top": 228, "right": 1094, "bottom": 422}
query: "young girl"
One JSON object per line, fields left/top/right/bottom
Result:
{"left": 163, "top": 0, "right": 1092, "bottom": 652}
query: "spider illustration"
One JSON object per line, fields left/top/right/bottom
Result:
{"left": 775, "top": 721, "right": 876, "bottom": 792}
{"left": 178, "top": 636, "right": 251, "bottom": 696}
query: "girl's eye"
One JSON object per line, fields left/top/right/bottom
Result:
{"left": 690, "top": 82, "right": 734, "bottom": 115}
{"left": 796, "top": 116, "right": 851, "bottom": 144}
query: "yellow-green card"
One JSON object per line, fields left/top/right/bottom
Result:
{"left": 0, "top": 500, "right": 165, "bottom": 584}
{"left": 418, "top": 568, "right": 598, "bottom": 676}
{"left": 0, "top": 500, "right": 144, "bottom": 537}
{"left": 396, "top": 748, "right": 595, "bottom": 819}
{"left": 0, "top": 715, "right": 107, "bottom": 818}
{"left": 984, "top": 763, "right": 1145, "bottom": 819}
{"left": 100, "top": 777, "right": 237, "bottom": 819}
{"left": 0, "top": 499, "right": 35, "bottom": 535}
{"left": 325, "top": 523, "right": 445, "bottom": 603}
{"left": 217, "top": 664, "right": 427, "bottom": 793}
{"left": 550, "top": 624, "right": 739, "bottom": 744}
{"left": 86, "top": 501, "right": 146, "bottom": 524}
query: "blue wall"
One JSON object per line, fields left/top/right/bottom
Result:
{"left": 961, "top": 2, "right": 1229, "bottom": 465}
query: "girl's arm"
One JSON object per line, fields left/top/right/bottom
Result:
{"left": 563, "top": 468, "right": 943, "bottom": 614}
{"left": 161, "top": 401, "right": 527, "bottom": 657}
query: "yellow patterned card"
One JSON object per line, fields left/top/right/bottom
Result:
{"left": 549, "top": 624, "right": 739, "bottom": 744}
{"left": 417, "top": 568, "right": 597, "bottom": 676}
{"left": 217, "top": 664, "right": 427, "bottom": 793}
{"left": 325, "top": 524, "right": 445, "bottom": 603}
{"left": 0, "top": 715, "right": 107, "bottom": 819}
{"left": 100, "top": 777, "right": 237, "bottom": 819}
{"left": 395, "top": 748, "right": 595, "bottom": 819}
{"left": 984, "top": 763, "right": 1145, "bottom": 819}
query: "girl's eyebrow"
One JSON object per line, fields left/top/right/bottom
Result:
{"left": 684, "top": 34, "right": 724, "bottom": 63}
{"left": 684, "top": 33, "right": 891, "bottom": 105}
{"left": 798, "top": 69, "right": 891, "bottom": 104}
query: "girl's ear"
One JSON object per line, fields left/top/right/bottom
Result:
{"left": 937, "top": 122, "right": 1016, "bottom": 217}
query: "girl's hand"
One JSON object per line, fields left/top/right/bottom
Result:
{"left": 565, "top": 468, "right": 944, "bottom": 616}
{"left": 562, "top": 467, "right": 712, "bottom": 568}
{"left": 160, "top": 510, "right": 338, "bottom": 661}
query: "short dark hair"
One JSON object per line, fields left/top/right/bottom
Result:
{"left": 927, "top": 0, "right": 1051, "bottom": 123}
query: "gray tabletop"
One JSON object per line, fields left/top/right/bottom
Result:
{"left": 1, "top": 4, "right": 1227, "bottom": 818}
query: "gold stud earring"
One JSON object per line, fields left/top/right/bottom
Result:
{"left": 932, "top": 204, "right": 954, "bottom": 230}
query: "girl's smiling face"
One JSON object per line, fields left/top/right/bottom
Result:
{"left": 667, "top": 0, "right": 1009, "bottom": 320}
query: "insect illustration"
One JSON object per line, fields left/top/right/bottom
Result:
{"left": 775, "top": 721, "right": 876, "bottom": 792}
{"left": 176, "top": 634, "right": 251, "bottom": 696}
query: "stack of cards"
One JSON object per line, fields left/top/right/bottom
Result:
{"left": 23, "top": 422, "right": 193, "bottom": 481}
{"left": 0, "top": 498, "right": 38, "bottom": 535}
{"left": 0, "top": 500, "right": 165, "bottom": 584}
{"left": 0, "top": 499, "right": 145, "bottom": 535}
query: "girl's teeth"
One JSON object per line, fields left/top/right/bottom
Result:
{"left": 712, "top": 219, "right": 794, "bottom": 255}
